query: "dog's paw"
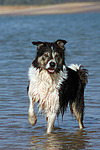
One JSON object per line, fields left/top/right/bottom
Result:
{"left": 28, "top": 115, "right": 37, "bottom": 126}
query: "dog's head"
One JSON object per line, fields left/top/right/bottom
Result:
{"left": 32, "top": 39, "right": 67, "bottom": 73}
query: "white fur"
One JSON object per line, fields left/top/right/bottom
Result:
{"left": 68, "top": 64, "right": 81, "bottom": 71}
{"left": 28, "top": 65, "right": 67, "bottom": 117}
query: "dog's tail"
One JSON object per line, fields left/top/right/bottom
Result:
{"left": 69, "top": 64, "right": 88, "bottom": 87}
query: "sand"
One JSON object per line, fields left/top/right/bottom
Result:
{"left": 0, "top": 2, "right": 100, "bottom": 16}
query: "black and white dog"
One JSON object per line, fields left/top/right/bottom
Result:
{"left": 27, "top": 39, "right": 88, "bottom": 133}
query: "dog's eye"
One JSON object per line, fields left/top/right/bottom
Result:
{"left": 55, "top": 53, "right": 60, "bottom": 58}
{"left": 42, "top": 53, "right": 49, "bottom": 61}
{"left": 55, "top": 53, "right": 61, "bottom": 62}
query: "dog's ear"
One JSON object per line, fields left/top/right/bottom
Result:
{"left": 32, "top": 41, "right": 44, "bottom": 49}
{"left": 55, "top": 39, "right": 67, "bottom": 49}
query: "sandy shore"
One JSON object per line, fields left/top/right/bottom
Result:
{"left": 0, "top": 2, "right": 100, "bottom": 16}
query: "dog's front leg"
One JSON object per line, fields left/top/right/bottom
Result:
{"left": 46, "top": 112, "right": 56, "bottom": 134}
{"left": 28, "top": 96, "right": 37, "bottom": 126}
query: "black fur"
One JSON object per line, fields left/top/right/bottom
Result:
{"left": 59, "top": 66, "right": 88, "bottom": 126}
{"left": 59, "top": 67, "right": 80, "bottom": 115}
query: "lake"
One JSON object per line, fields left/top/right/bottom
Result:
{"left": 0, "top": 13, "right": 100, "bottom": 149}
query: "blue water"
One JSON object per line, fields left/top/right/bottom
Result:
{"left": 0, "top": 13, "right": 100, "bottom": 149}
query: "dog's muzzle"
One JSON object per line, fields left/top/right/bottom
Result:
{"left": 46, "top": 60, "right": 57, "bottom": 74}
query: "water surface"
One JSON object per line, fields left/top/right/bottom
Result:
{"left": 0, "top": 13, "right": 100, "bottom": 149}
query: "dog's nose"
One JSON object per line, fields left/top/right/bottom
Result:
{"left": 50, "top": 62, "right": 56, "bottom": 68}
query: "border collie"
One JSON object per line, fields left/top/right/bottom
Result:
{"left": 27, "top": 39, "right": 88, "bottom": 133}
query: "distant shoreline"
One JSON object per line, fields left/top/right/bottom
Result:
{"left": 0, "top": 2, "right": 100, "bottom": 16}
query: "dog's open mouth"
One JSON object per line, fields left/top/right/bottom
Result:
{"left": 47, "top": 68, "right": 55, "bottom": 74}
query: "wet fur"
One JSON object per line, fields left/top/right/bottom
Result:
{"left": 27, "top": 39, "right": 88, "bottom": 133}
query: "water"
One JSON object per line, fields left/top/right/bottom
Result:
{"left": 0, "top": 13, "right": 100, "bottom": 149}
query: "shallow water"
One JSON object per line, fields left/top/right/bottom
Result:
{"left": 0, "top": 13, "right": 100, "bottom": 149}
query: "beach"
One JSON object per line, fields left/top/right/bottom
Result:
{"left": 0, "top": 2, "right": 100, "bottom": 15}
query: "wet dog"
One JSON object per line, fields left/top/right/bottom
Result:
{"left": 27, "top": 39, "right": 88, "bottom": 133}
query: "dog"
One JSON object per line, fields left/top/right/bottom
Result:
{"left": 27, "top": 39, "right": 88, "bottom": 134}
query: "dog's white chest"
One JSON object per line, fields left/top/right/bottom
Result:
{"left": 28, "top": 66, "right": 67, "bottom": 115}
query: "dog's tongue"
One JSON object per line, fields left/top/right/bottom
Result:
{"left": 48, "top": 68, "right": 54, "bottom": 73}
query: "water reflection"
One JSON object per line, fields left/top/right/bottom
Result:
{"left": 29, "top": 128, "right": 90, "bottom": 150}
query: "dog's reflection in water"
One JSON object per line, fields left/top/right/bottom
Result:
{"left": 29, "top": 128, "right": 89, "bottom": 150}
